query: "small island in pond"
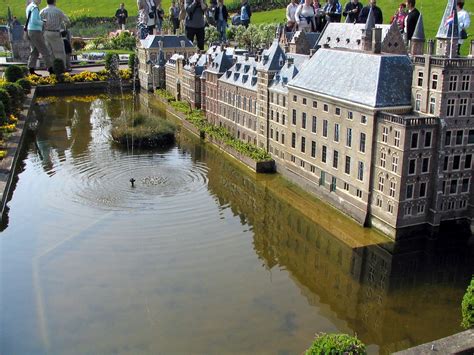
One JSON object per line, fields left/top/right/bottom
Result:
{"left": 111, "top": 114, "right": 176, "bottom": 148}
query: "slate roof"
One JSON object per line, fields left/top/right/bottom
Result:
{"left": 316, "top": 23, "right": 391, "bottom": 50}
{"left": 256, "top": 40, "right": 286, "bottom": 71}
{"left": 289, "top": 48, "right": 412, "bottom": 108}
{"left": 219, "top": 55, "right": 259, "bottom": 91}
{"left": 206, "top": 50, "right": 234, "bottom": 74}
{"left": 436, "top": 0, "right": 459, "bottom": 39}
{"left": 269, "top": 53, "right": 310, "bottom": 93}
{"left": 412, "top": 14, "right": 425, "bottom": 40}
{"left": 140, "top": 34, "right": 194, "bottom": 49}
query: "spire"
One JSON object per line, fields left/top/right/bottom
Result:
{"left": 412, "top": 14, "right": 425, "bottom": 40}
{"left": 364, "top": 7, "right": 375, "bottom": 35}
{"left": 436, "top": 0, "right": 459, "bottom": 39}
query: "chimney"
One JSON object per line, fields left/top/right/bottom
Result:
{"left": 310, "top": 48, "right": 317, "bottom": 56}
{"left": 232, "top": 56, "right": 237, "bottom": 64}
{"left": 427, "top": 39, "right": 435, "bottom": 55}
{"left": 287, "top": 57, "right": 294, "bottom": 67}
{"left": 245, "top": 53, "right": 249, "bottom": 61}
{"left": 372, "top": 27, "right": 382, "bottom": 54}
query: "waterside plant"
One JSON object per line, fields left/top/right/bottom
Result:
{"left": 305, "top": 333, "right": 367, "bottom": 355}
{"left": 461, "top": 276, "right": 474, "bottom": 329}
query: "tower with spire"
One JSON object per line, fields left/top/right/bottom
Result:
{"left": 361, "top": 7, "right": 375, "bottom": 52}
{"left": 436, "top": 0, "right": 459, "bottom": 57}
{"left": 410, "top": 14, "right": 425, "bottom": 56}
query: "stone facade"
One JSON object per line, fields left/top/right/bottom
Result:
{"left": 154, "top": 0, "right": 473, "bottom": 239}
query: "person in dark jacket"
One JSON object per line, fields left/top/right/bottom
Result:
{"left": 343, "top": 0, "right": 362, "bottom": 24}
{"left": 185, "top": 0, "right": 207, "bottom": 50}
{"left": 323, "top": 0, "right": 342, "bottom": 23}
{"left": 358, "top": 0, "right": 383, "bottom": 24}
{"left": 405, "top": 0, "right": 420, "bottom": 42}
{"left": 115, "top": 3, "right": 128, "bottom": 30}
{"left": 214, "top": 0, "right": 229, "bottom": 43}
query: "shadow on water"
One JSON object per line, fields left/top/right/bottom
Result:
{"left": 1, "top": 92, "right": 473, "bottom": 355}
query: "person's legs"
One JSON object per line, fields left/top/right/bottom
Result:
{"left": 147, "top": 25, "right": 155, "bottom": 35}
{"left": 186, "top": 26, "right": 196, "bottom": 45}
{"left": 196, "top": 27, "right": 205, "bottom": 50}
{"left": 44, "top": 31, "right": 66, "bottom": 66}
{"left": 222, "top": 22, "right": 227, "bottom": 42}
{"left": 28, "top": 31, "right": 53, "bottom": 69}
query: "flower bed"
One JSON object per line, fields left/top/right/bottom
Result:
{"left": 27, "top": 69, "right": 132, "bottom": 86}
{"left": 156, "top": 90, "right": 274, "bottom": 172}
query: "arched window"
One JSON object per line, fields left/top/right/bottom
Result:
{"left": 380, "top": 149, "right": 386, "bottom": 168}
{"left": 378, "top": 174, "right": 385, "bottom": 192}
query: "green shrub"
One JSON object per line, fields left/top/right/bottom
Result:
{"left": 0, "top": 101, "right": 6, "bottom": 124}
{"left": 0, "top": 83, "right": 24, "bottom": 112}
{"left": 109, "top": 31, "right": 136, "bottom": 51}
{"left": 305, "top": 333, "right": 366, "bottom": 355}
{"left": 20, "top": 66, "right": 29, "bottom": 78}
{"left": 462, "top": 276, "right": 474, "bottom": 329}
{"left": 0, "top": 89, "right": 11, "bottom": 115}
{"left": 128, "top": 53, "right": 137, "bottom": 75}
{"left": 71, "top": 38, "right": 86, "bottom": 51}
{"left": 105, "top": 53, "right": 119, "bottom": 77}
{"left": 5, "top": 65, "right": 25, "bottom": 83}
{"left": 16, "top": 78, "right": 32, "bottom": 94}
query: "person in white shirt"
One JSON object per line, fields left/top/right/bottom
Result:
{"left": 40, "top": 0, "right": 70, "bottom": 67}
{"left": 286, "top": 0, "right": 299, "bottom": 31}
{"left": 295, "top": 0, "right": 315, "bottom": 32}
{"left": 457, "top": 0, "right": 470, "bottom": 55}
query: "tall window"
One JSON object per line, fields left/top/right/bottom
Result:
{"left": 380, "top": 150, "right": 386, "bottom": 168}
{"left": 389, "top": 180, "right": 396, "bottom": 197}
{"left": 456, "top": 130, "right": 463, "bottom": 145}
{"left": 392, "top": 155, "right": 398, "bottom": 173}
{"left": 424, "top": 131, "right": 432, "bottom": 147}
{"left": 345, "top": 156, "right": 351, "bottom": 174}
{"left": 311, "top": 116, "right": 317, "bottom": 133}
{"left": 411, "top": 132, "right": 419, "bottom": 149}
{"left": 419, "top": 182, "right": 427, "bottom": 198}
{"left": 359, "top": 133, "right": 366, "bottom": 153}
{"left": 323, "top": 120, "right": 328, "bottom": 137}
{"left": 346, "top": 128, "right": 352, "bottom": 147}
{"left": 469, "top": 130, "right": 474, "bottom": 144}
{"left": 422, "top": 157, "right": 430, "bottom": 173}
{"left": 449, "top": 75, "right": 458, "bottom": 91}
{"left": 291, "top": 132, "right": 296, "bottom": 148}
{"left": 465, "top": 154, "right": 472, "bottom": 169}
{"left": 334, "top": 123, "right": 340, "bottom": 142}
{"left": 394, "top": 130, "right": 400, "bottom": 147}
{"left": 431, "top": 73, "right": 438, "bottom": 89}
{"left": 302, "top": 112, "right": 307, "bottom": 129}
{"left": 461, "top": 74, "right": 470, "bottom": 91}
{"left": 417, "top": 71, "right": 423, "bottom": 87}
{"left": 445, "top": 131, "right": 452, "bottom": 146}
{"left": 301, "top": 136, "right": 306, "bottom": 153}
{"left": 408, "top": 159, "right": 416, "bottom": 175}
{"left": 459, "top": 98, "right": 468, "bottom": 116}
{"left": 378, "top": 175, "right": 384, "bottom": 192}
{"left": 406, "top": 184, "right": 414, "bottom": 199}
{"left": 415, "top": 93, "right": 421, "bottom": 111}
{"left": 447, "top": 98, "right": 456, "bottom": 117}
{"left": 450, "top": 179, "right": 458, "bottom": 194}
{"left": 333, "top": 150, "right": 339, "bottom": 168}
{"left": 453, "top": 155, "right": 460, "bottom": 170}
{"left": 382, "top": 127, "right": 389, "bottom": 143}
{"left": 311, "top": 141, "right": 316, "bottom": 158}
{"left": 357, "top": 162, "right": 364, "bottom": 181}
{"left": 461, "top": 178, "right": 470, "bottom": 193}
{"left": 292, "top": 109, "right": 297, "bottom": 125}
{"left": 429, "top": 97, "right": 436, "bottom": 114}
{"left": 322, "top": 145, "right": 327, "bottom": 163}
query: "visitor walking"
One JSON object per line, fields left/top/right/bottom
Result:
{"left": 240, "top": 0, "right": 251, "bottom": 27}
{"left": 295, "top": 0, "right": 316, "bottom": 31}
{"left": 457, "top": 0, "right": 470, "bottom": 55}
{"left": 323, "top": 0, "right": 342, "bottom": 23}
{"left": 214, "top": 0, "right": 229, "bottom": 43}
{"left": 185, "top": 0, "right": 207, "bottom": 50}
{"left": 156, "top": 4, "right": 165, "bottom": 33}
{"left": 358, "top": 0, "right": 382, "bottom": 24}
{"left": 40, "top": 0, "right": 70, "bottom": 69}
{"left": 169, "top": 1, "right": 181, "bottom": 34}
{"left": 61, "top": 28, "right": 72, "bottom": 71}
{"left": 343, "top": 0, "right": 362, "bottom": 24}
{"left": 404, "top": 0, "right": 420, "bottom": 43}
{"left": 390, "top": 3, "right": 407, "bottom": 33}
{"left": 25, "top": 0, "right": 53, "bottom": 76}
{"left": 137, "top": 0, "right": 159, "bottom": 39}
{"left": 286, "top": 0, "right": 299, "bottom": 31}
{"left": 115, "top": 3, "right": 129, "bottom": 30}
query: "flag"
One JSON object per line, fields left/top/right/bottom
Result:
{"left": 445, "top": 10, "right": 455, "bottom": 27}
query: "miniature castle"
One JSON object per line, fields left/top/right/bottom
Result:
{"left": 139, "top": 0, "right": 474, "bottom": 239}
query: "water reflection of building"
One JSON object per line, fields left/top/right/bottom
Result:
{"left": 188, "top": 138, "right": 474, "bottom": 354}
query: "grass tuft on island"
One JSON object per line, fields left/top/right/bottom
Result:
{"left": 111, "top": 113, "right": 176, "bottom": 148}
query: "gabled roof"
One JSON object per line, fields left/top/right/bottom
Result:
{"left": 436, "top": 0, "right": 459, "bottom": 39}
{"left": 257, "top": 40, "right": 286, "bottom": 71}
{"left": 219, "top": 55, "right": 259, "bottom": 91}
{"left": 289, "top": 48, "right": 412, "bottom": 108}
{"left": 207, "top": 51, "right": 234, "bottom": 74}
{"left": 140, "top": 34, "right": 194, "bottom": 49}
{"left": 269, "top": 54, "right": 309, "bottom": 93}
{"left": 412, "top": 14, "right": 425, "bottom": 40}
{"left": 316, "top": 23, "right": 391, "bottom": 51}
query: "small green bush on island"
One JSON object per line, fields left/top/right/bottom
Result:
{"left": 0, "top": 101, "right": 6, "bottom": 125}
{"left": 111, "top": 113, "right": 176, "bottom": 148}
{"left": 305, "top": 333, "right": 366, "bottom": 355}
{"left": 462, "top": 276, "right": 474, "bottom": 329}
{"left": 16, "top": 78, "right": 32, "bottom": 94}
{"left": 0, "top": 89, "right": 12, "bottom": 115}
{"left": 0, "top": 83, "right": 24, "bottom": 112}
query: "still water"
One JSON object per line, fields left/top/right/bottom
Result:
{"left": 0, "top": 94, "right": 473, "bottom": 355}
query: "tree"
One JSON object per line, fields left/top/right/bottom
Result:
{"left": 462, "top": 276, "right": 474, "bottom": 329}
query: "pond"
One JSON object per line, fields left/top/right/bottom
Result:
{"left": 0, "top": 93, "right": 473, "bottom": 355}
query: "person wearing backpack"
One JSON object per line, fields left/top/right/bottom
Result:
{"left": 25, "top": 0, "right": 53, "bottom": 76}
{"left": 240, "top": 0, "right": 251, "bottom": 27}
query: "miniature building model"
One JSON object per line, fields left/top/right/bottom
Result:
{"left": 149, "top": 0, "right": 473, "bottom": 239}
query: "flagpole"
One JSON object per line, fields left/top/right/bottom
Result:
{"left": 450, "top": 19, "right": 454, "bottom": 58}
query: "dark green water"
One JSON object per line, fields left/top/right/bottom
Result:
{"left": 0, "top": 94, "right": 472, "bottom": 355}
